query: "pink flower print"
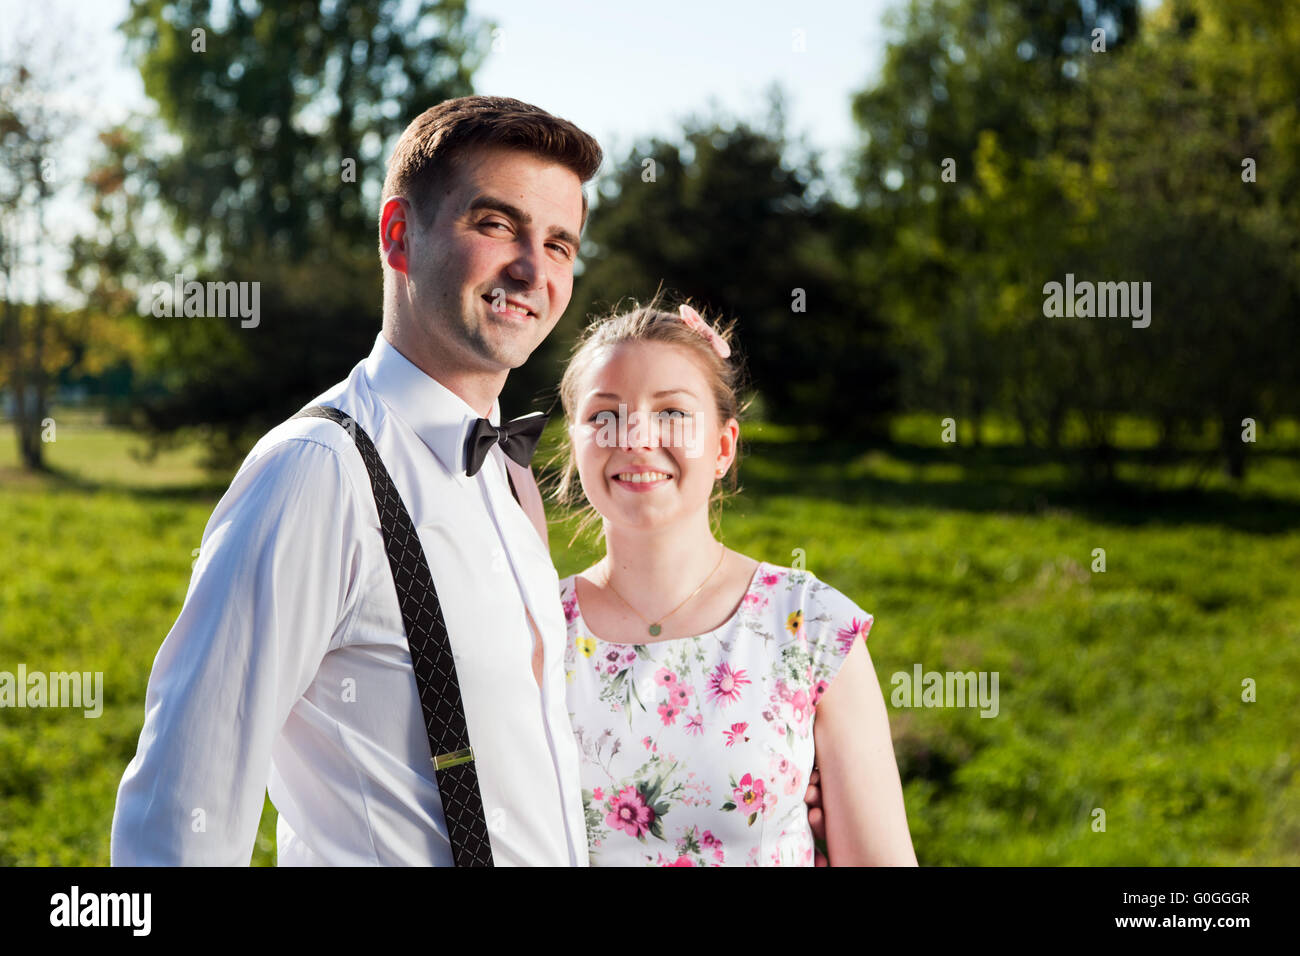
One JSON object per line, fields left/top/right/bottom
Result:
{"left": 836, "top": 617, "right": 872, "bottom": 655}
{"left": 733, "top": 773, "right": 767, "bottom": 821}
{"left": 761, "top": 570, "right": 782, "bottom": 589}
{"left": 811, "top": 678, "right": 831, "bottom": 707}
{"left": 654, "top": 667, "right": 677, "bottom": 687}
{"left": 741, "top": 591, "right": 769, "bottom": 612}
{"left": 762, "top": 788, "right": 779, "bottom": 818}
{"left": 707, "top": 662, "right": 751, "bottom": 707}
{"left": 784, "top": 768, "right": 802, "bottom": 795}
{"left": 656, "top": 853, "right": 693, "bottom": 867}
{"left": 791, "top": 688, "right": 810, "bottom": 725}
{"left": 623, "top": 649, "right": 638, "bottom": 664}
{"left": 562, "top": 593, "right": 579, "bottom": 623}
{"left": 670, "top": 684, "right": 691, "bottom": 708}
{"left": 606, "top": 785, "right": 655, "bottom": 838}
{"left": 658, "top": 702, "right": 681, "bottom": 725}
{"left": 642, "top": 735, "right": 654, "bottom": 750}
{"left": 701, "top": 830, "right": 720, "bottom": 848}
{"left": 713, "top": 848, "right": 726, "bottom": 863}
{"left": 724, "top": 722, "right": 749, "bottom": 747}
{"left": 685, "top": 712, "right": 704, "bottom": 736}
{"left": 769, "top": 754, "right": 792, "bottom": 778}
{"left": 592, "top": 787, "right": 604, "bottom": 801}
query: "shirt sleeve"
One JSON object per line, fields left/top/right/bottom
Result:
{"left": 800, "top": 576, "right": 874, "bottom": 709}
{"left": 110, "top": 433, "right": 366, "bottom": 865}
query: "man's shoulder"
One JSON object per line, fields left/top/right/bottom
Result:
{"left": 231, "top": 367, "right": 386, "bottom": 500}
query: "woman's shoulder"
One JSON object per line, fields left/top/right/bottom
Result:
{"left": 749, "top": 562, "right": 873, "bottom": 639}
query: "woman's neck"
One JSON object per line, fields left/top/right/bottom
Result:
{"left": 598, "top": 513, "right": 725, "bottom": 618}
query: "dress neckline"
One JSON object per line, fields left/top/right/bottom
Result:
{"left": 572, "top": 560, "right": 768, "bottom": 648}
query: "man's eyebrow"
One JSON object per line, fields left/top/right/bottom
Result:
{"left": 467, "top": 195, "right": 581, "bottom": 250}
{"left": 588, "top": 389, "right": 698, "bottom": 401}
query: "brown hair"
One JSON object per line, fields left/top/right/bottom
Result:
{"left": 380, "top": 95, "right": 603, "bottom": 243}
{"left": 550, "top": 289, "right": 752, "bottom": 544}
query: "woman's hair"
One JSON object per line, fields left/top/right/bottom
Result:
{"left": 549, "top": 289, "right": 752, "bottom": 544}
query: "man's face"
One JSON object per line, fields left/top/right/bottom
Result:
{"left": 386, "top": 145, "right": 584, "bottom": 374}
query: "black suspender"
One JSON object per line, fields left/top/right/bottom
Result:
{"left": 294, "top": 405, "right": 494, "bottom": 867}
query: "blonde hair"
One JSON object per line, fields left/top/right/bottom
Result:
{"left": 549, "top": 290, "right": 752, "bottom": 544}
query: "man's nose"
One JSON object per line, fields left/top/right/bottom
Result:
{"left": 505, "top": 239, "right": 545, "bottom": 289}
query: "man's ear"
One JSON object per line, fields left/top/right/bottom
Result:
{"left": 380, "top": 197, "right": 411, "bottom": 276}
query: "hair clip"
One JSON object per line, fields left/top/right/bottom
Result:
{"left": 678, "top": 304, "right": 731, "bottom": 359}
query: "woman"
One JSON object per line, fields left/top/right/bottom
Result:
{"left": 550, "top": 293, "right": 918, "bottom": 866}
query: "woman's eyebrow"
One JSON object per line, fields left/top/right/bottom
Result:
{"left": 589, "top": 389, "right": 698, "bottom": 401}
{"left": 467, "top": 195, "right": 581, "bottom": 250}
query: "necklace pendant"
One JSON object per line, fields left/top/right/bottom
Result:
{"left": 648, "top": 623, "right": 662, "bottom": 637}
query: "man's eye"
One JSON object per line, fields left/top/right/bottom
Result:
{"left": 549, "top": 243, "right": 573, "bottom": 259}
{"left": 481, "top": 220, "right": 510, "bottom": 232}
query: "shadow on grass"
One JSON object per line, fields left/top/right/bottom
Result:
{"left": 16, "top": 429, "right": 1300, "bottom": 535}
{"left": 22, "top": 465, "right": 232, "bottom": 502}
{"left": 731, "top": 432, "right": 1300, "bottom": 534}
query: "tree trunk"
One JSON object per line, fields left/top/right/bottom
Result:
{"left": 1221, "top": 414, "right": 1247, "bottom": 481}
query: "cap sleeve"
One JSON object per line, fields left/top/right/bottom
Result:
{"left": 800, "top": 576, "right": 874, "bottom": 708}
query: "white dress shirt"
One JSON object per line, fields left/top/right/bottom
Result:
{"left": 111, "top": 332, "right": 588, "bottom": 866}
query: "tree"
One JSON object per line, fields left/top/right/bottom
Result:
{"left": 0, "top": 47, "right": 75, "bottom": 470}
{"left": 118, "top": 0, "right": 486, "bottom": 459}
{"left": 534, "top": 92, "right": 897, "bottom": 441}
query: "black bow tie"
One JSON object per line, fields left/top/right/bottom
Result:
{"left": 464, "top": 411, "right": 550, "bottom": 477}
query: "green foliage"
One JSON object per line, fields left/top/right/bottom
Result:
{"left": 510, "top": 94, "right": 898, "bottom": 438}
{"left": 849, "top": 0, "right": 1299, "bottom": 478}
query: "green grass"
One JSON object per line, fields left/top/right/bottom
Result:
{"left": 2, "top": 414, "right": 1298, "bottom": 865}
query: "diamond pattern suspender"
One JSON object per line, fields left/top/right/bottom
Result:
{"left": 294, "top": 405, "right": 494, "bottom": 867}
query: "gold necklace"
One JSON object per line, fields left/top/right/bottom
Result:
{"left": 603, "top": 543, "right": 726, "bottom": 638}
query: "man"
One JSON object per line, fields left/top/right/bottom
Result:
{"left": 112, "top": 95, "right": 825, "bottom": 866}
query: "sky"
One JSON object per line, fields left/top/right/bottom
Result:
{"left": 2, "top": 0, "right": 894, "bottom": 300}
{"left": 8, "top": 0, "right": 894, "bottom": 173}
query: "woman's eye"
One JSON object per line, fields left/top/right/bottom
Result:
{"left": 587, "top": 410, "right": 615, "bottom": 423}
{"left": 662, "top": 409, "right": 688, "bottom": 419}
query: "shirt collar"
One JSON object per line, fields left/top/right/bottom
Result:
{"left": 363, "top": 332, "right": 499, "bottom": 486}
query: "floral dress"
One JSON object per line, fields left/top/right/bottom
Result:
{"left": 560, "top": 561, "right": 874, "bottom": 866}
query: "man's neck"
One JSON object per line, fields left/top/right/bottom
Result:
{"left": 382, "top": 328, "right": 506, "bottom": 420}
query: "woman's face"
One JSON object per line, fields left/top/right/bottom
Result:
{"left": 570, "top": 340, "right": 738, "bottom": 532}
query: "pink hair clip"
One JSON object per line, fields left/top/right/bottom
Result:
{"left": 678, "top": 304, "right": 731, "bottom": 359}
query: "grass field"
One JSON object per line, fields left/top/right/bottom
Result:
{"left": 2, "top": 412, "right": 1298, "bottom": 865}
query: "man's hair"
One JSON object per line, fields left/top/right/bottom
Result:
{"left": 380, "top": 95, "right": 603, "bottom": 245}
